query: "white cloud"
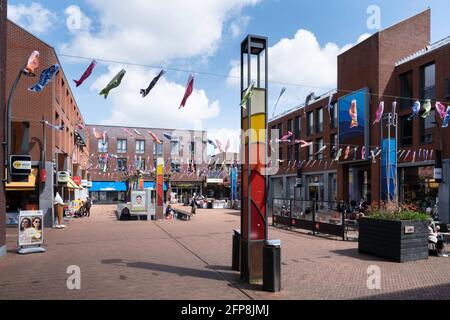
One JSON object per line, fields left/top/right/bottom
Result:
{"left": 7, "top": 2, "right": 55, "bottom": 34}
{"left": 95, "top": 67, "right": 220, "bottom": 129}
{"left": 229, "top": 16, "right": 251, "bottom": 38}
{"left": 65, "top": 5, "right": 92, "bottom": 34}
{"left": 61, "top": 0, "right": 260, "bottom": 65}
{"left": 227, "top": 30, "right": 372, "bottom": 115}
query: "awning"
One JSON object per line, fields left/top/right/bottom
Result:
{"left": 90, "top": 181, "right": 127, "bottom": 192}
{"left": 143, "top": 182, "right": 168, "bottom": 191}
{"left": 67, "top": 178, "right": 80, "bottom": 190}
{"left": 5, "top": 168, "right": 38, "bottom": 191}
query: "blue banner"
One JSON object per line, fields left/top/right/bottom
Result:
{"left": 230, "top": 167, "right": 237, "bottom": 201}
{"left": 381, "top": 139, "right": 397, "bottom": 201}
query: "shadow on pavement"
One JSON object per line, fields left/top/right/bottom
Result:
{"left": 330, "top": 249, "right": 393, "bottom": 263}
{"left": 358, "top": 282, "right": 450, "bottom": 300}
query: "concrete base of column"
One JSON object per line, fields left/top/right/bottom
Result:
{"left": 240, "top": 239, "right": 264, "bottom": 284}
{"left": 156, "top": 207, "right": 164, "bottom": 220}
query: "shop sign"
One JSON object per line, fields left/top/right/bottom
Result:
{"left": 434, "top": 168, "right": 442, "bottom": 180}
{"left": 81, "top": 180, "right": 88, "bottom": 187}
{"left": 207, "top": 178, "right": 224, "bottom": 184}
{"left": 404, "top": 226, "right": 415, "bottom": 234}
{"left": 10, "top": 155, "right": 32, "bottom": 176}
{"left": 73, "top": 176, "right": 81, "bottom": 185}
{"left": 295, "top": 177, "right": 303, "bottom": 188}
{"left": 87, "top": 181, "right": 93, "bottom": 188}
{"left": 57, "top": 171, "right": 70, "bottom": 183}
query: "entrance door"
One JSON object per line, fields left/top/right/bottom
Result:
{"left": 309, "top": 186, "right": 319, "bottom": 201}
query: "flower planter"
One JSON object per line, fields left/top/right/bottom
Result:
{"left": 358, "top": 218, "right": 428, "bottom": 263}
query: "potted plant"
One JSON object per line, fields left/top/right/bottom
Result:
{"left": 358, "top": 202, "right": 430, "bottom": 263}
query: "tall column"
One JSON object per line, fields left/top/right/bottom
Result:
{"left": 155, "top": 157, "right": 164, "bottom": 219}
{"left": 337, "top": 164, "right": 349, "bottom": 202}
{"left": 240, "top": 35, "right": 268, "bottom": 284}
{"left": 0, "top": 0, "right": 7, "bottom": 258}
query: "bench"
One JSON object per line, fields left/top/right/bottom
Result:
{"left": 175, "top": 210, "right": 193, "bottom": 221}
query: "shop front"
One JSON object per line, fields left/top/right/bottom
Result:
{"left": 171, "top": 183, "right": 201, "bottom": 204}
{"left": 89, "top": 181, "right": 128, "bottom": 204}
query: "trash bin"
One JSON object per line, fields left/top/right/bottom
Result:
{"left": 263, "top": 239, "right": 281, "bottom": 292}
{"left": 232, "top": 229, "right": 241, "bottom": 271}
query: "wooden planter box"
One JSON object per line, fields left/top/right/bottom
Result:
{"left": 358, "top": 218, "right": 428, "bottom": 263}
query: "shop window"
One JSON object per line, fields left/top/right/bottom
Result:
{"left": 153, "top": 142, "right": 163, "bottom": 155}
{"left": 97, "top": 139, "right": 108, "bottom": 153}
{"left": 307, "top": 112, "right": 313, "bottom": 136}
{"left": 421, "top": 63, "right": 435, "bottom": 100}
{"left": 400, "top": 166, "right": 438, "bottom": 212}
{"left": 117, "top": 139, "right": 127, "bottom": 153}
{"left": 400, "top": 116, "right": 413, "bottom": 146}
{"left": 420, "top": 110, "right": 435, "bottom": 143}
{"left": 316, "top": 108, "right": 323, "bottom": 133}
{"left": 399, "top": 71, "right": 413, "bottom": 110}
{"left": 117, "top": 158, "right": 127, "bottom": 172}
{"left": 136, "top": 140, "right": 145, "bottom": 154}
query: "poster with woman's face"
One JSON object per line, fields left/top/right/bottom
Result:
{"left": 131, "top": 191, "right": 147, "bottom": 212}
{"left": 18, "top": 211, "right": 44, "bottom": 246}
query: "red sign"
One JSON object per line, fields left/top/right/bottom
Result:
{"left": 73, "top": 176, "right": 81, "bottom": 185}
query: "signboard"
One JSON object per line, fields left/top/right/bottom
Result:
{"left": 10, "top": 155, "right": 32, "bottom": 176}
{"left": 57, "top": 171, "right": 70, "bottom": 183}
{"left": 81, "top": 179, "right": 88, "bottom": 187}
{"left": 434, "top": 168, "right": 442, "bottom": 180}
{"left": 87, "top": 181, "right": 93, "bottom": 188}
{"left": 18, "top": 211, "right": 44, "bottom": 246}
{"left": 131, "top": 190, "right": 147, "bottom": 212}
{"left": 207, "top": 178, "right": 224, "bottom": 184}
{"left": 405, "top": 226, "right": 415, "bottom": 234}
{"left": 295, "top": 177, "right": 303, "bottom": 188}
{"left": 381, "top": 139, "right": 397, "bottom": 201}
{"left": 73, "top": 176, "right": 81, "bottom": 185}
{"left": 338, "top": 88, "right": 370, "bottom": 162}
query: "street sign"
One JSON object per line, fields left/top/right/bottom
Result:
{"left": 434, "top": 168, "right": 443, "bottom": 180}
{"left": 10, "top": 155, "right": 32, "bottom": 176}
{"left": 73, "top": 176, "right": 81, "bottom": 185}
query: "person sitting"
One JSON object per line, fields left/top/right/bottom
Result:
{"left": 429, "top": 219, "right": 448, "bottom": 257}
{"left": 165, "top": 204, "right": 174, "bottom": 220}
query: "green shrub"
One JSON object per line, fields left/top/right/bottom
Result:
{"left": 366, "top": 202, "right": 429, "bottom": 221}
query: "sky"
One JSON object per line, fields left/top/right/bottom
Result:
{"left": 7, "top": 0, "right": 450, "bottom": 153}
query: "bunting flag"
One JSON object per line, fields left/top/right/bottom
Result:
{"left": 279, "top": 131, "right": 293, "bottom": 142}
{"left": 305, "top": 92, "right": 316, "bottom": 107}
{"left": 29, "top": 64, "right": 60, "bottom": 92}
{"left": 164, "top": 133, "right": 173, "bottom": 140}
{"left": 141, "top": 69, "right": 165, "bottom": 98}
{"left": 148, "top": 130, "right": 162, "bottom": 144}
{"left": 122, "top": 128, "right": 133, "bottom": 137}
{"left": 421, "top": 99, "right": 432, "bottom": 119}
{"left": 305, "top": 160, "right": 312, "bottom": 167}
{"left": 326, "top": 94, "right": 334, "bottom": 116}
{"left": 44, "top": 121, "right": 64, "bottom": 131}
{"left": 430, "top": 150, "right": 434, "bottom": 159}
{"left": 412, "top": 151, "right": 416, "bottom": 163}
{"left": 179, "top": 74, "right": 194, "bottom": 109}
{"left": 353, "top": 147, "right": 359, "bottom": 160}
{"left": 295, "top": 140, "right": 313, "bottom": 148}
{"left": 335, "top": 148, "right": 343, "bottom": 161}
{"left": 375, "top": 149, "right": 382, "bottom": 158}
{"left": 216, "top": 139, "right": 224, "bottom": 152}
{"left": 373, "top": 101, "right": 384, "bottom": 125}
{"left": 344, "top": 146, "right": 351, "bottom": 160}
{"left": 23, "top": 51, "right": 40, "bottom": 76}
{"left": 370, "top": 150, "right": 376, "bottom": 164}
{"left": 418, "top": 149, "right": 422, "bottom": 161}
{"left": 272, "top": 87, "right": 287, "bottom": 117}
{"left": 225, "top": 139, "right": 231, "bottom": 153}
{"left": 310, "top": 160, "right": 317, "bottom": 167}
{"left": 134, "top": 129, "right": 144, "bottom": 136}
{"left": 392, "top": 101, "right": 398, "bottom": 116}
{"left": 404, "top": 150, "right": 411, "bottom": 161}
{"left": 102, "top": 131, "right": 108, "bottom": 145}
{"left": 315, "top": 145, "right": 327, "bottom": 155}
{"left": 74, "top": 60, "right": 97, "bottom": 87}
{"left": 407, "top": 101, "right": 421, "bottom": 121}
{"left": 93, "top": 128, "right": 102, "bottom": 139}
{"left": 349, "top": 100, "right": 358, "bottom": 128}
{"left": 241, "top": 81, "right": 255, "bottom": 110}
{"left": 443, "top": 106, "right": 450, "bottom": 128}
{"left": 436, "top": 102, "right": 447, "bottom": 119}
{"left": 100, "top": 69, "right": 126, "bottom": 99}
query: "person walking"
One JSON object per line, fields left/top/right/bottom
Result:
{"left": 85, "top": 197, "right": 92, "bottom": 218}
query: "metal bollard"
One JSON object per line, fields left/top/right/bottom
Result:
{"left": 263, "top": 239, "right": 281, "bottom": 292}
{"left": 232, "top": 229, "right": 241, "bottom": 271}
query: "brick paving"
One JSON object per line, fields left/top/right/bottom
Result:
{"left": 1, "top": 204, "right": 450, "bottom": 300}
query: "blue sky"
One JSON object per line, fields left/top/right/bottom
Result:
{"left": 7, "top": 0, "right": 449, "bottom": 151}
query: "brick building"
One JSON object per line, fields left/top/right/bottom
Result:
{"left": 4, "top": 20, "right": 90, "bottom": 228}
{"left": 268, "top": 9, "right": 450, "bottom": 222}
{"left": 86, "top": 124, "right": 207, "bottom": 204}
{"left": 0, "top": 0, "right": 7, "bottom": 258}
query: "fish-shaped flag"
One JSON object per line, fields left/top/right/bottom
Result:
{"left": 412, "top": 151, "right": 416, "bottom": 163}
{"left": 305, "top": 92, "right": 317, "bottom": 107}
{"left": 353, "top": 147, "right": 359, "bottom": 160}
{"left": 28, "top": 64, "right": 60, "bottom": 92}
{"left": 279, "top": 131, "right": 293, "bottom": 143}
{"left": 407, "top": 101, "right": 421, "bottom": 121}
{"left": 133, "top": 129, "right": 144, "bottom": 136}
{"left": 141, "top": 69, "right": 165, "bottom": 98}
{"left": 392, "top": 101, "right": 398, "bottom": 116}
{"left": 122, "top": 128, "right": 133, "bottom": 137}
{"left": 99, "top": 69, "right": 126, "bottom": 99}
{"left": 371, "top": 150, "right": 377, "bottom": 164}
{"left": 344, "top": 146, "right": 351, "bottom": 160}
{"left": 179, "top": 75, "right": 194, "bottom": 109}
{"left": 315, "top": 145, "right": 327, "bottom": 156}
{"left": 295, "top": 140, "right": 313, "bottom": 148}
{"left": 326, "top": 94, "right": 334, "bottom": 116}
{"left": 93, "top": 128, "right": 102, "bottom": 139}
{"left": 272, "top": 87, "right": 287, "bottom": 117}
{"left": 361, "top": 146, "right": 366, "bottom": 160}
{"left": 148, "top": 130, "right": 162, "bottom": 144}
{"left": 335, "top": 148, "right": 343, "bottom": 161}
{"left": 207, "top": 139, "right": 217, "bottom": 149}
{"left": 443, "top": 106, "right": 450, "bottom": 128}
{"left": 164, "top": 133, "right": 173, "bottom": 140}
{"left": 102, "top": 131, "right": 108, "bottom": 145}
{"left": 225, "top": 139, "right": 231, "bottom": 153}
{"left": 216, "top": 140, "right": 224, "bottom": 153}
{"left": 373, "top": 101, "right": 384, "bottom": 125}
{"left": 436, "top": 102, "right": 447, "bottom": 119}
{"left": 74, "top": 60, "right": 97, "bottom": 87}
{"left": 241, "top": 81, "right": 255, "bottom": 110}
{"left": 349, "top": 100, "right": 358, "bottom": 128}
{"left": 23, "top": 51, "right": 39, "bottom": 76}
{"left": 430, "top": 149, "right": 434, "bottom": 159}
{"left": 421, "top": 99, "right": 432, "bottom": 119}
{"left": 44, "top": 121, "right": 64, "bottom": 131}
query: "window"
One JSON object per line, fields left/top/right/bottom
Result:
{"left": 136, "top": 140, "right": 145, "bottom": 154}
{"left": 400, "top": 71, "right": 413, "bottom": 110}
{"left": 400, "top": 116, "right": 413, "bottom": 146}
{"left": 278, "top": 146, "right": 283, "bottom": 161}
{"left": 445, "top": 79, "right": 450, "bottom": 99}
{"left": 171, "top": 141, "right": 180, "bottom": 156}
{"left": 117, "top": 139, "right": 127, "bottom": 153}
{"left": 287, "top": 119, "right": 293, "bottom": 135}
{"left": 278, "top": 124, "right": 283, "bottom": 140}
{"left": 420, "top": 110, "right": 435, "bottom": 143}
{"left": 421, "top": 63, "right": 435, "bottom": 100}
{"left": 153, "top": 142, "right": 163, "bottom": 155}
{"left": 317, "top": 138, "right": 324, "bottom": 160}
{"left": 189, "top": 142, "right": 195, "bottom": 156}
{"left": 330, "top": 134, "right": 338, "bottom": 159}
{"left": 307, "top": 112, "right": 313, "bottom": 136}
{"left": 307, "top": 142, "right": 313, "bottom": 161}
{"left": 135, "top": 157, "right": 145, "bottom": 171}
{"left": 287, "top": 144, "right": 292, "bottom": 160}
{"left": 97, "top": 139, "right": 108, "bottom": 153}
{"left": 316, "top": 108, "right": 323, "bottom": 133}
{"left": 294, "top": 116, "right": 301, "bottom": 138}
{"left": 98, "top": 156, "right": 108, "bottom": 172}
{"left": 295, "top": 144, "right": 300, "bottom": 161}
{"left": 171, "top": 161, "right": 181, "bottom": 173}
{"left": 117, "top": 158, "right": 127, "bottom": 172}
{"left": 330, "top": 103, "right": 338, "bottom": 129}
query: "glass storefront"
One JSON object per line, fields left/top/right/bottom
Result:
{"left": 400, "top": 166, "right": 439, "bottom": 212}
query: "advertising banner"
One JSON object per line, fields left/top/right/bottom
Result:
{"left": 338, "top": 88, "right": 370, "bottom": 162}
{"left": 131, "top": 190, "right": 147, "bottom": 212}
{"left": 18, "top": 211, "right": 44, "bottom": 247}
{"left": 230, "top": 167, "right": 237, "bottom": 201}
{"left": 381, "top": 139, "right": 397, "bottom": 201}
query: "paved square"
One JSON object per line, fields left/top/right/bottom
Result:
{"left": 1, "top": 205, "right": 449, "bottom": 300}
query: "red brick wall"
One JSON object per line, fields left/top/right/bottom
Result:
{"left": 0, "top": 0, "right": 7, "bottom": 252}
